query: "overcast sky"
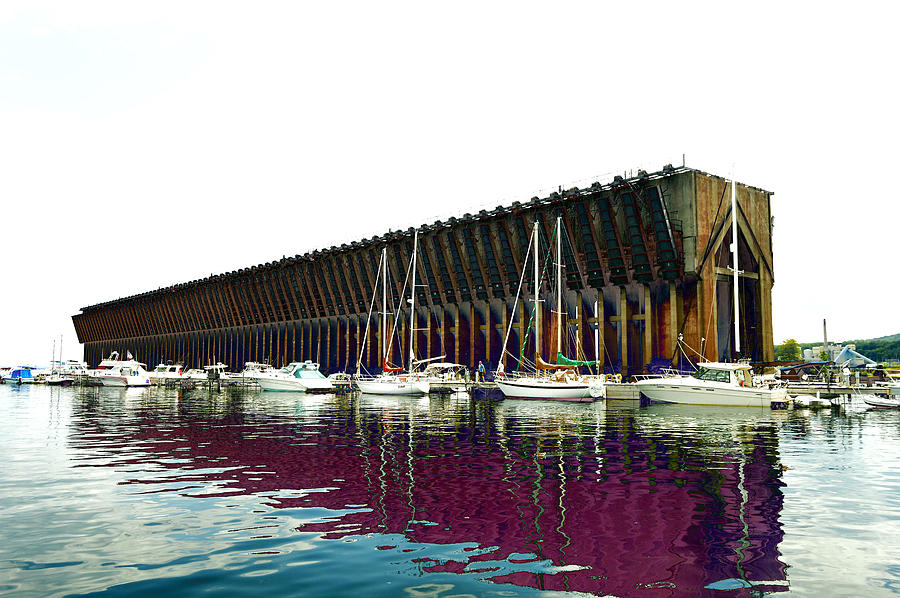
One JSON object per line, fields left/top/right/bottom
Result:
{"left": 1, "top": 1, "right": 898, "bottom": 366}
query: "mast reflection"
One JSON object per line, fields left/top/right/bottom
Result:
{"left": 69, "top": 391, "right": 788, "bottom": 595}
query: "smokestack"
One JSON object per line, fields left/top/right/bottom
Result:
{"left": 823, "top": 318, "right": 828, "bottom": 358}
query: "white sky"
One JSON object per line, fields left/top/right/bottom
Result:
{"left": 1, "top": 1, "right": 898, "bottom": 366}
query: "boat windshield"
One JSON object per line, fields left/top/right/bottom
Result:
{"left": 694, "top": 367, "right": 732, "bottom": 383}
{"left": 296, "top": 370, "right": 326, "bottom": 379}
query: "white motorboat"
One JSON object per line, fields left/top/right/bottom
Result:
{"left": 149, "top": 362, "right": 185, "bottom": 382}
{"left": 412, "top": 362, "right": 468, "bottom": 394}
{"left": 862, "top": 394, "right": 900, "bottom": 409}
{"left": 93, "top": 355, "right": 151, "bottom": 387}
{"left": 634, "top": 362, "right": 786, "bottom": 407}
{"left": 240, "top": 362, "right": 275, "bottom": 380}
{"left": 256, "top": 361, "right": 333, "bottom": 392}
{"left": 59, "top": 360, "right": 89, "bottom": 376}
{"left": 182, "top": 363, "right": 235, "bottom": 381}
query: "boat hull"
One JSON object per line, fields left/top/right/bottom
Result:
{"left": 635, "top": 380, "right": 783, "bottom": 407}
{"left": 356, "top": 379, "right": 426, "bottom": 396}
{"left": 496, "top": 378, "right": 595, "bottom": 401}
{"left": 97, "top": 375, "right": 150, "bottom": 387}
{"left": 46, "top": 378, "right": 74, "bottom": 387}
{"left": 863, "top": 395, "right": 900, "bottom": 409}
{"left": 255, "top": 374, "right": 333, "bottom": 392}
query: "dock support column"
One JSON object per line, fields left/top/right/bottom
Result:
{"left": 576, "top": 291, "right": 584, "bottom": 361}
{"left": 469, "top": 303, "right": 475, "bottom": 369}
{"left": 499, "top": 302, "right": 508, "bottom": 369}
{"left": 299, "top": 322, "right": 305, "bottom": 362}
{"left": 453, "top": 306, "right": 460, "bottom": 366}
{"left": 619, "top": 288, "right": 628, "bottom": 375}
{"left": 411, "top": 309, "right": 417, "bottom": 366}
{"left": 426, "top": 309, "right": 432, "bottom": 364}
{"left": 644, "top": 285, "right": 653, "bottom": 372}
{"left": 668, "top": 282, "right": 678, "bottom": 363}
{"left": 517, "top": 302, "right": 525, "bottom": 371}
{"left": 484, "top": 302, "right": 491, "bottom": 368}
{"left": 621, "top": 288, "right": 628, "bottom": 375}
{"left": 598, "top": 289, "right": 605, "bottom": 370}
{"left": 439, "top": 307, "right": 446, "bottom": 358}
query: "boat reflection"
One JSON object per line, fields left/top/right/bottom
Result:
{"left": 68, "top": 389, "right": 788, "bottom": 595}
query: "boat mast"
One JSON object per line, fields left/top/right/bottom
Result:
{"left": 731, "top": 177, "right": 740, "bottom": 356}
{"left": 556, "top": 216, "right": 562, "bottom": 359}
{"left": 356, "top": 252, "right": 384, "bottom": 374}
{"left": 533, "top": 221, "right": 540, "bottom": 363}
{"left": 408, "top": 230, "right": 418, "bottom": 371}
{"left": 498, "top": 226, "right": 533, "bottom": 372}
{"left": 381, "top": 247, "right": 388, "bottom": 369}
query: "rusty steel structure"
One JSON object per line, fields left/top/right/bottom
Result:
{"left": 72, "top": 165, "right": 776, "bottom": 375}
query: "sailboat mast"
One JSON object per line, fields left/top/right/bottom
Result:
{"left": 408, "top": 230, "right": 418, "bottom": 371}
{"left": 731, "top": 178, "right": 740, "bottom": 355}
{"left": 533, "top": 222, "right": 540, "bottom": 362}
{"left": 381, "top": 247, "right": 388, "bottom": 367}
{"left": 556, "top": 216, "right": 562, "bottom": 359}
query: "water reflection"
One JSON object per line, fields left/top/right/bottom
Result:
{"left": 60, "top": 387, "right": 788, "bottom": 596}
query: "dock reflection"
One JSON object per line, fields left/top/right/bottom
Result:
{"left": 68, "top": 389, "right": 788, "bottom": 595}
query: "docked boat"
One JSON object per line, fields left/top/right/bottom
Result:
{"left": 3, "top": 366, "right": 37, "bottom": 384}
{"left": 356, "top": 373, "right": 427, "bottom": 395}
{"left": 862, "top": 394, "right": 900, "bottom": 409}
{"left": 93, "top": 354, "right": 151, "bottom": 387}
{"left": 412, "top": 361, "right": 468, "bottom": 394}
{"left": 327, "top": 372, "right": 354, "bottom": 393}
{"left": 634, "top": 362, "right": 786, "bottom": 407}
{"left": 496, "top": 218, "right": 604, "bottom": 402}
{"left": 352, "top": 232, "right": 430, "bottom": 396}
{"left": 240, "top": 362, "right": 275, "bottom": 380}
{"left": 256, "top": 361, "right": 333, "bottom": 392}
{"left": 149, "top": 362, "right": 185, "bottom": 383}
{"left": 496, "top": 368, "right": 604, "bottom": 401}
{"left": 45, "top": 372, "right": 75, "bottom": 386}
{"left": 183, "top": 363, "right": 234, "bottom": 381}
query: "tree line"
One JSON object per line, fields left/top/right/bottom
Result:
{"left": 775, "top": 334, "right": 900, "bottom": 363}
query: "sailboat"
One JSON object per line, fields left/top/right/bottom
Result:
{"left": 354, "top": 233, "right": 428, "bottom": 396}
{"left": 496, "top": 217, "right": 605, "bottom": 401}
{"left": 634, "top": 178, "right": 786, "bottom": 407}
{"left": 46, "top": 335, "right": 75, "bottom": 386}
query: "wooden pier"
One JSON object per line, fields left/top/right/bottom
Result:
{"left": 72, "top": 167, "right": 778, "bottom": 379}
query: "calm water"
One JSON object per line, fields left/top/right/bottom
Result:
{"left": 2, "top": 385, "right": 900, "bottom": 597}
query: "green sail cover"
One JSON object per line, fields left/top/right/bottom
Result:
{"left": 556, "top": 352, "right": 599, "bottom": 367}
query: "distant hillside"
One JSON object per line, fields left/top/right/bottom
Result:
{"left": 792, "top": 332, "right": 900, "bottom": 362}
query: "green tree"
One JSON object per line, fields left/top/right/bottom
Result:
{"left": 776, "top": 338, "right": 802, "bottom": 361}
{"left": 819, "top": 350, "right": 830, "bottom": 361}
